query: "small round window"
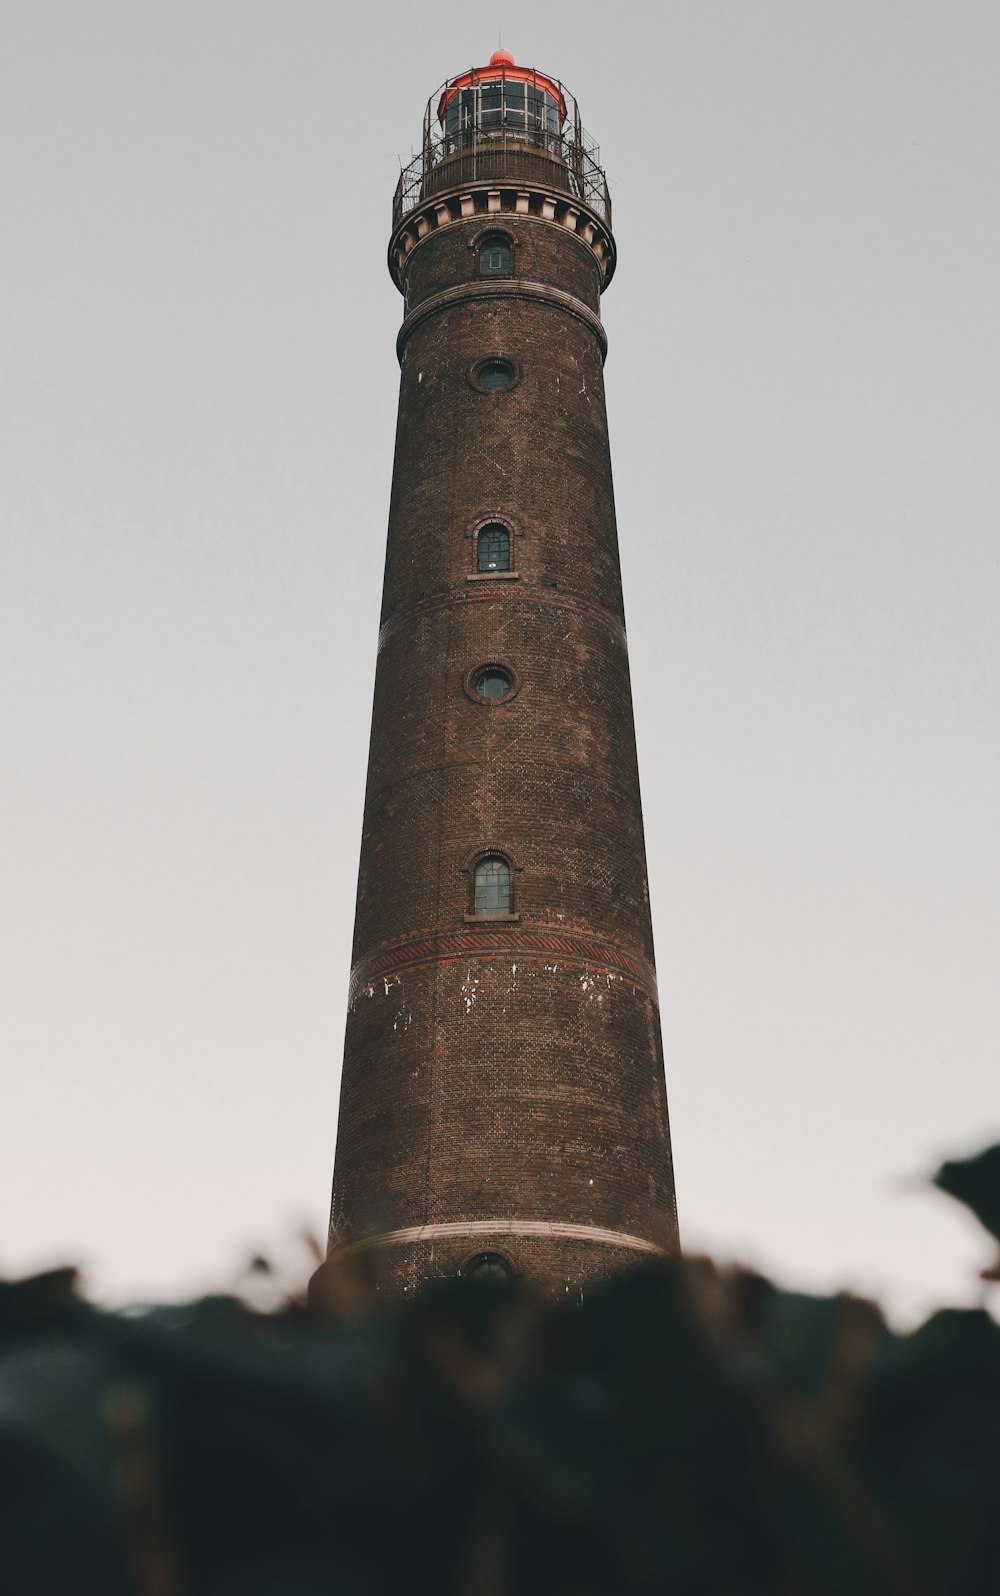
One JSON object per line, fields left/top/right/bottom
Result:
{"left": 463, "top": 1252, "right": 513, "bottom": 1282}
{"left": 476, "top": 666, "right": 513, "bottom": 700}
{"left": 465, "top": 662, "right": 519, "bottom": 706}
{"left": 474, "top": 358, "right": 516, "bottom": 391}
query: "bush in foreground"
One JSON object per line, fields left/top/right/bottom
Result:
{"left": 2, "top": 1148, "right": 999, "bottom": 1595}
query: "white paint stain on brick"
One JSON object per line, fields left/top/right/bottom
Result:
{"left": 460, "top": 967, "right": 479, "bottom": 1013}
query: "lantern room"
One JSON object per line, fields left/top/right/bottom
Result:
{"left": 390, "top": 50, "right": 614, "bottom": 281}
{"left": 438, "top": 51, "right": 567, "bottom": 140}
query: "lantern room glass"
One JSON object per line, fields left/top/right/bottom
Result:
{"left": 444, "top": 79, "right": 562, "bottom": 139}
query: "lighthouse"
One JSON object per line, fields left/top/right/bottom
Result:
{"left": 325, "top": 51, "right": 679, "bottom": 1293}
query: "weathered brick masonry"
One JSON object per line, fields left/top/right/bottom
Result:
{"left": 325, "top": 56, "right": 679, "bottom": 1295}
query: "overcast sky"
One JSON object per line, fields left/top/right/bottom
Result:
{"left": 2, "top": 1, "right": 997, "bottom": 1322}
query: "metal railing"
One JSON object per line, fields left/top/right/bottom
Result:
{"left": 392, "top": 77, "right": 611, "bottom": 232}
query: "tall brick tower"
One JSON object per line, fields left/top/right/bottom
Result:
{"left": 325, "top": 51, "right": 678, "bottom": 1295}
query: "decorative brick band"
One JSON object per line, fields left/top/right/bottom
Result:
{"left": 333, "top": 1218, "right": 669, "bottom": 1260}
{"left": 378, "top": 581, "right": 626, "bottom": 655}
{"left": 348, "top": 922, "right": 659, "bottom": 1008}
{"left": 396, "top": 279, "right": 608, "bottom": 363}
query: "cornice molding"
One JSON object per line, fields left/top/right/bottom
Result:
{"left": 377, "top": 581, "right": 627, "bottom": 655}
{"left": 396, "top": 278, "right": 608, "bottom": 363}
{"left": 332, "top": 1218, "right": 670, "bottom": 1259}
{"left": 390, "top": 188, "right": 616, "bottom": 292}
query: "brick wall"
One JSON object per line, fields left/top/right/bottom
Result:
{"left": 327, "top": 177, "right": 678, "bottom": 1294}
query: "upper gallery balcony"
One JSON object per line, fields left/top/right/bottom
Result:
{"left": 392, "top": 52, "right": 611, "bottom": 232}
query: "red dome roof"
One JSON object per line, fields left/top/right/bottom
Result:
{"left": 489, "top": 49, "right": 515, "bottom": 66}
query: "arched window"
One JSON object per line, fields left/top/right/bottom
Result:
{"left": 476, "top": 523, "right": 510, "bottom": 572}
{"left": 462, "top": 1252, "right": 513, "bottom": 1282}
{"left": 479, "top": 235, "right": 512, "bottom": 276}
{"left": 473, "top": 855, "right": 510, "bottom": 916}
{"left": 463, "top": 845, "right": 520, "bottom": 921}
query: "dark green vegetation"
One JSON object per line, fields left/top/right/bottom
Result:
{"left": 2, "top": 1149, "right": 999, "bottom": 1595}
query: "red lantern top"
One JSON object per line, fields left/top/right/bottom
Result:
{"left": 437, "top": 51, "right": 568, "bottom": 125}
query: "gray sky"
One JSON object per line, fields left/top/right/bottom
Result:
{"left": 2, "top": 1, "right": 997, "bottom": 1322}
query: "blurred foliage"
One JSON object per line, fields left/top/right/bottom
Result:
{"left": 2, "top": 1150, "right": 1000, "bottom": 1594}
{"left": 934, "top": 1145, "right": 1000, "bottom": 1280}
